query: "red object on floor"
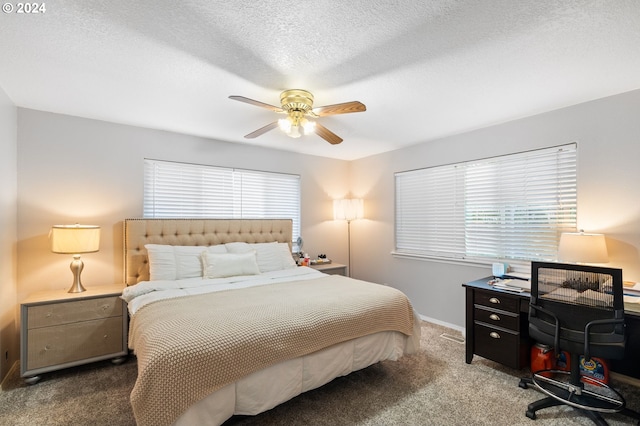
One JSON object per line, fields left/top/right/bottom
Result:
{"left": 531, "top": 343, "right": 554, "bottom": 378}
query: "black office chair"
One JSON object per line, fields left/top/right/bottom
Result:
{"left": 520, "top": 261, "right": 640, "bottom": 425}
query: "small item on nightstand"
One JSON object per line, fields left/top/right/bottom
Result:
{"left": 312, "top": 254, "right": 332, "bottom": 264}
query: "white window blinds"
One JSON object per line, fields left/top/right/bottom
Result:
{"left": 395, "top": 144, "right": 577, "bottom": 268}
{"left": 144, "top": 159, "right": 301, "bottom": 240}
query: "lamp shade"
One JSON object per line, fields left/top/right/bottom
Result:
{"left": 333, "top": 199, "right": 364, "bottom": 221}
{"left": 50, "top": 225, "right": 101, "bottom": 254}
{"left": 558, "top": 231, "right": 608, "bottom": 264}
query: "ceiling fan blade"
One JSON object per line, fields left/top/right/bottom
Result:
{"left": 312, "top": 101, "right": 366, "bottom": 117}
{"left": 229, "top": 95, "right": 284, "bottom": 113}
{"left": 315, "top": 123, "right": 343, "bottom": 145}
{"left": 244, "top": 121, "right": 279, "bottom": 139}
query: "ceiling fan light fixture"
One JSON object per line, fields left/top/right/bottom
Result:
{"left": 278, "top": 110, "right": 312, "bottom": 139}
{"left": 278, "top": 116, "right": 304, "bottom": 138}
{"left": 288, "top": 125, "right": 302, "bottom": 138}
{"left": 302, "top": 119, "right": 316, "bottom": 135}
{"left": 278, "top": 117, "right": 292, "bottom": 132}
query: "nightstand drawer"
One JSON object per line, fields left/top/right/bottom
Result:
{"left": 27, "top": 296, "right": 122, "bottom": 329}
{"left": 26, "top": 316, "right": 124, "bottom": 370}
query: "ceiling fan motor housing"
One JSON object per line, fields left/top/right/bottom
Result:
{"left": 280, "top": 89, "right": 314, "bottom": 113}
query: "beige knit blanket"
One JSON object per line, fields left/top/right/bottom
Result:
{"left": 128, "top": 275, "right": 415, "bottom": 426}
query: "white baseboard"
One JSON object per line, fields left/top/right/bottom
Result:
{"left": 418, "top": 313, "right": 465, "bottom": 336}
{"left": 611, "top": 371, "right": 640, "bottom": 388}
{"left": 1, "top": 360, "right": 19, "bottom": 390}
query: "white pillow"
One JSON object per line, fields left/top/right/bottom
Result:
{"left": 202, "top": 251, "right": 260, "bottom": 279}
{"left": 145, "top": 244, "right": 227, "bottom": 281}
{"left": 225, "top": 242, "right": 296, "bottom": 272}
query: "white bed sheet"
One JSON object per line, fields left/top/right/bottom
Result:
{"left": 175, "top": 320, "right": 419, "bottom": 426}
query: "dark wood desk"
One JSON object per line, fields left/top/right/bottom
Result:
{"left": 463, "top": 277, "right": 640, "bottom": 379}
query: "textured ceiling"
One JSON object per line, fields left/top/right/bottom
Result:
{"left": 1, "top": 0, "right": 640, "bottom": 160}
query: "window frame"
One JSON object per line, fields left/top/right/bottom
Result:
{"left": 394, "top": 144, "right": 578, "bottom": 273}
{"left": 143, "top": 159, "right": 301, "bottom": 243}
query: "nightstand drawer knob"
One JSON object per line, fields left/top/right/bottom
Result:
{"left": 104, "top": 334, "right": 108, "bottom": 339}
{"left": 45, "top": 312, "right": 52, "bottom": 318}
{"left": 489, "top": 313, "right": 500, "bottom": 321}
{"left": 489, "top": 297, "right": 500, "bottom": 304}
{"left": 102, "top": 304, "right": 111, "bottom": 310}
{"left": 44, "top": 345, "right": 51, "bottom": 351}
{"left": 489, "top": 332, "right": 501, "bottom": 339}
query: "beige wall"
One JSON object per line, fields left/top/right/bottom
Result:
{"left": 16, "top": 109, "right": 351, "bottom": 305}
{"left": 0, "top": 85, "right": 18, "bottom": 383}
{"left": 350, "top": 89, "right": 640, "bottom": 330}
{"left": 13, "top": 88, "right": 640, "bottom": 346}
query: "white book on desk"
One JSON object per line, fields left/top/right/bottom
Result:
{"left": 623, "top": 282, "right": 640, "bottom": 295}
{"left": 493, "top": 278, "right": 531, "bottom": 292}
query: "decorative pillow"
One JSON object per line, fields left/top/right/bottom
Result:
{"left": 201, "top": 251, "right": 260, "bottom": 279}
{"left": 145, "top": 244, "right": 227, "bottom": 281}
{"left": 225, "top": 242, "right": 296, "bottom": 272}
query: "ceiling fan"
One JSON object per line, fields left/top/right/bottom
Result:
{"left": 229, "top": 89, "right": 366, "bottom": 145}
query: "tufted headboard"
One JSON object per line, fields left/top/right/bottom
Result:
{"left": 123, "top": 218, "right": 293, "bottom": 285}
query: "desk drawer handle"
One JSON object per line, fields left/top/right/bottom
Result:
{"left": 489, "top": 297, "right": 500, "bottom": 304}
{"left": 489, "top": 332, "right": 501, "bottom": 339}
{"left": 489, "top": 313, "right": 500, "bottom": 321}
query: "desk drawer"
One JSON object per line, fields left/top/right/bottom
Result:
{"left": 474, "top": 322, "right": 520, "bottom": 368}
{"left": 475, "top": 290, "right": 519, "bottom": 313}
{"left": 475, "top": 306, "right": 519, "bottom": 331}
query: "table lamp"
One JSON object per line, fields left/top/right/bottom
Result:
{"left": 558, "top": 230, "right": 608, "bottom": 264}
{"left": 50, "top": 224, "right": 101, "bottom": 293}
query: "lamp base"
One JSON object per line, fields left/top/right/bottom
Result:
{"left": 67, "top": 282, "right": 87, "bottom": 293}
{"left": 68, "top": 255, "right": 87, "bottom": 293}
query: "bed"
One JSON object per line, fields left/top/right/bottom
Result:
{"left": 122, "top": 218, "right": 421, "bottom": 426}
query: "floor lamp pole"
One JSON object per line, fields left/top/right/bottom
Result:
{"left": 347, "top": 219, "right": 352, "bottom": 277}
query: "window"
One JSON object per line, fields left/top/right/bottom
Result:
{"left": 144, "top": 159, "right": 301, "bottom": 241}
{"left": 395, "top": 144, "right": 577, "bottom": 271}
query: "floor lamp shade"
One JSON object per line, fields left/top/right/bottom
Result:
{"left": 558, "top": 231, "right": 608, "bottom": 264}
{"left": 333, "top": 199, "right": 364, "bottom": 221}
{"left": 50, "top": 224, "right": 100, "bottom": 293}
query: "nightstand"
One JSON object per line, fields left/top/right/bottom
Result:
{"left": 20, "top": 284, "right": 128, "bottom": 384}
{"left": 309, "top": 262, "right": 348, "bottom": 276}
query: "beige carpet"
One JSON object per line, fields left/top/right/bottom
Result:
{"left": 2, "top": 321, "right": 639, "bottom": 425}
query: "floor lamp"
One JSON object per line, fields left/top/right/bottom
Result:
{"left": 334, "top": 198, "right": 364, "bottom": 277}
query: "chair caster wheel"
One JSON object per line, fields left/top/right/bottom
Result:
{"left": 526, "top": 410, "right": 536, "bottom": 420}
{"left": 519, "top": 380, "right": 529, "bottom": 389}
